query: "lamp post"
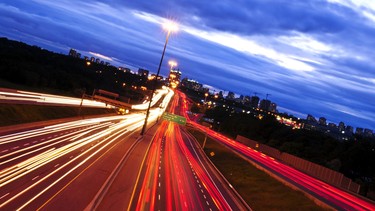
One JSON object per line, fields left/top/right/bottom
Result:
{"left": 141, "top": 21, "right": 177, "bottom": 135}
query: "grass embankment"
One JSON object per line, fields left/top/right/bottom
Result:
{"left": 0, "top": 104, "right": 117, "bottom": 126}
{"left": 188, "top": 129, "right": 328, "bottom": 211}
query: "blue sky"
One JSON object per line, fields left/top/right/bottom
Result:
{"left": 0, "top": 0, "right": 374, "bottom": 130}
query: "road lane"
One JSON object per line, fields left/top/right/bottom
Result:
{"left": 132, "top": 93, "right": 249, "bottom": 210}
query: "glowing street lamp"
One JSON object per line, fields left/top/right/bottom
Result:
{"left": 141, "top": 21, "right": 178, "bottom": 135}
{"left": 168, "top": 60, "right": 177, "bottom": 70}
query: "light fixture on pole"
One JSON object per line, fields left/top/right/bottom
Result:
{"left": 168, "top": 60, "right": 177, "bottom": 70}
{"left": 141, "top": 21, "right": 178, "bottom": 135}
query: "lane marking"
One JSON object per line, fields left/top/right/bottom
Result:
{"left": 0, "top": 193, "right": 9, "bottom": 200}
{"left": 32, "top": 176, "right": 39, "bottom": 181}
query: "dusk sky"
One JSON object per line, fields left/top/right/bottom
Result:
{"left": 0, "top": 0, "right": 374, "bottom": 130}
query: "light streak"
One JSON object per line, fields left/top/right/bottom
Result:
{"left": 0, "top": 89, "right": 113, "bottom": 108}
{"left": 0, "top": 89, "right": 175, "bottom": 209}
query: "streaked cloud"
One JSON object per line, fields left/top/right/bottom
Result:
{"left": 0, "top": 0, "right": 374, "bottom": 130}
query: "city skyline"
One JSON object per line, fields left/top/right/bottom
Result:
{"left": 0, "top": 0, "right": 374, "bottom": 130}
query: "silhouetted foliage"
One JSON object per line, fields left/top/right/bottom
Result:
{"left": 0, "top": 37, "right": 155, "bottom": 101}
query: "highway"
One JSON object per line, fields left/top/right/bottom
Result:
{"left": 130, "top": 93, "right": 249, "bottom": 210}
{"left": 0, "top": 87, "right": 170, "bottom": 109}
{"left": 0, "top": 87, "right": 250, "bottom": 210}
{"left": 0, "top": 114, "right": 145, "bottom": 210}
{"left": 178, "top": 91, "right": 375, "bottom": 211}
{"left": 0, "top": 88, "right": 174, "bottom": 210}
{"left": 0, "top": 88, "right": 112, "bottom": 108}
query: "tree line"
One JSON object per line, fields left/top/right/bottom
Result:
{"left": 185, "top": 88, "right": 375, "bottom": 198}
{"left": 0, "top": 37, "right": 160, "bottom": 102}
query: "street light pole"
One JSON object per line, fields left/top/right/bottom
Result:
{"left": 141, "top": 29, "right": 172, "bottom": 135}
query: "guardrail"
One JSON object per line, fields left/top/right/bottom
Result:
{"left": 236, "top": 135, "right": 361, "bottom": 193}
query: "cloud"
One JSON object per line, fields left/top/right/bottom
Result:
{"left": 0, "top": 0, "right": 374, "bottom": 130}
{"left": 88, "top": 52, "right": 113, "bottom": 61}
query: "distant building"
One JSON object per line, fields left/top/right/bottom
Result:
{"left": 226, "top": 91, "right": 235, "bottom": 100}
{"left": 105, "top": 62, "right": 110, "bottom": 66}
{"left": 218, "top": 91, "right": 224, "bottom": 99}
{"left": 319, "top": 117, "right": 327, "bottom": 126}
{"left": 259, "top": 99, "right": 271, "bottom": 111}
{"left": 84, "top": 56, "right": 89, "bottom": 61}
{"left": 90, "top": 57, "right": 95, "bottom": 62}
{"left": 243, "top": 96, "right": 251, "bottom": 105}
{"left": 250, "top": 96, "right": 260, "bottom": 108}
{"left": 100, "top": 61, "right": 104, "bottom": 65}
{"left": 95, "top": 58, "right": 100, "bottom": 64}
{"left": 169, "top": 68, "right": 182, "bottom": 88}
{"left": 201, "top": 87, "right": 209, "bottom": 93}
{"left": 138, "top": 68, "right": 149, "bottom": 77}
{"left": 68, "top": 48, "right": 77, "bottom": 57}
{"left": 181, "top": 78, "right": 203, "bottom": 91}
{"left": 119, "top": 67, "right": 131, "bottom": 73}
{"left": 269, "top": 102, "right": 277, "bottom": 113}
{"left": 76, "top": 53, "right": 81, "bottom": 59}
{"left": 307, "top": 114, "right": 317, "bottom": 123}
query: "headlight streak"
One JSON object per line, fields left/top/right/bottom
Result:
{"left": 131, "top": 88, "right": 172, "bottom": 110}
{"left": 0, "top": 89, "right": 112, "bottom": 108}
{"left": 0, "top": 122, "right": 113, "bottom": 172}
{"left": 0, "top": 90, "right": 175, "bottom": 209}
{"left": 12, "top": 126, "right": 132, "bottom": 210}
{"left": 0, "top": 114, "right": 146, "bottom": 209}
{"left": 0, "top": 115, "right": 130, "bottom": 144}
{"left": 0, "top": 148, "right": 56, "bottom": 181}
{"left": 0, "top": 122, "right": 113, "bottom": 162}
